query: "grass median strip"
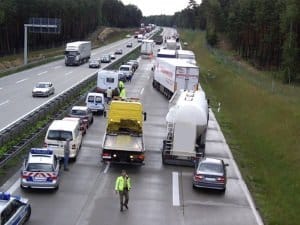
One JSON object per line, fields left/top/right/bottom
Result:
{"left": 180, "top": 29, "right": 300, "bottom": 225}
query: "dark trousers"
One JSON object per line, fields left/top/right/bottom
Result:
{"left": 64, "top": 152, "right": 69, "bottom": 170}
{"left": 119, "top": 189, "right": 129, "bottom": 207}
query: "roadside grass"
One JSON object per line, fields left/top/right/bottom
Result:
{"left": 180, "top": 30, "right": 300, "bottom": 225}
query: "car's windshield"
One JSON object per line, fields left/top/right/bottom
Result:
{"left": 65, "top": 51, "right": 78, "bottom": 56}
{"left": 198, "top": 162, "right": 223, "bottom": 173}
{"left": 26, "top": 163, "right": 54, "bottom": 172}
{"left": 36, "top": 83, "right": 48, "bottom": 88}
{"left": 47, "top": 130, "right": 73, "bottom": 141}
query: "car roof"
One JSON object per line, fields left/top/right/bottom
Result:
{"left": 87, "top": 92, "right": 104, "bottom": 97}
{"left": 28, "top": 153, "right": 54, "bottom": 164}
{"left": 72, "top": 106, "right": 88, "bottom": 111}
{"left": 201, "top": 157, "right": 223, "bottom": 164}
{"left": 37, "top": 81, "right": 51, "bottom": 85}
{"left": 48, "top": 120, "right": 79, "bottom": 130}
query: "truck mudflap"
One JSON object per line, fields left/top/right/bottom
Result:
{"left": 102, "top": 150, "right": 145, "bottom": 165}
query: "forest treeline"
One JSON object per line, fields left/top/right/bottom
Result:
{"left": 0, "top": 0, "right": 142, "bottom": 56}
{"left": 144, "top": 0, "right": 300, "bottom": 83}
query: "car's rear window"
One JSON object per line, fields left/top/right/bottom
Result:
{"left": 95, "top": 96, "right": 102, "bottom": 103}
{"left": 198, "top": 162, "right": 223, "bottom": 173}
{"left": 71, "top": 110, "right": 86, "bottom": 116}
{"left": 26, "top": 163, "right": 54, "bottom": 172}
{"left": 47, "top": 130, "right": 73, "bottom": 141}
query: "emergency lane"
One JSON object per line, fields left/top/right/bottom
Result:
{"left": 3, "top": 33, "right": 262, "bottom": 225}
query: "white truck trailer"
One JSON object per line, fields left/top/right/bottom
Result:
{"left": 141, "top": 39, "right": 154, "bottom": 58}
{"left": 166, "top": 39, "right": 177, "bottom": 50}
{"left": 64, "top": 41, "right": 91, "bottom": 66}
{"left": 162, "top": 89, "right": 209, "bottom": 166}
{"left": 152, "top": 58, "right": 199, "bottom": 99}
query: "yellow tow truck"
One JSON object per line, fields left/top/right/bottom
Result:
{"left": 101, "top": 98, "right": 147, "bottom": 165}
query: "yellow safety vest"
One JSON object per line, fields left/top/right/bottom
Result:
{"left": 119, "top": 88, "right": 126, "bottom": 98}
{"left": 115, "top": 176, "right": 131, "bottom": 191}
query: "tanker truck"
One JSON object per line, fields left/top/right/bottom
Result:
{"left": 152, "top": 58, "right": 199, "bottom": 99}
{"left": 161, "top": 89, "right": 209, "bottom": 166}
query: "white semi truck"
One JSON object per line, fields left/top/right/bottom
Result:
{"left": 152, "top": 58, "right": 199, "bottom": 99}
{"left": 64, "top": 41, "right": 91, "bottom": 66}
{"left": 141, "top": 39, "right": 154, "bottom": 57}
{"left": 162, "top": 89, "right": 209, "bottom": 166}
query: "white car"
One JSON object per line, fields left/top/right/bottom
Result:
{"left": 32, "top": 82, "right": 55, "bottom": 97}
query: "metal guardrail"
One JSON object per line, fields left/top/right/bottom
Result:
{"left": 0, "top": 29, "right": 159, "bottom": 168}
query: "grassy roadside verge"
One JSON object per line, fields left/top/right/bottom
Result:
{"left": 180, "top": 30, "right": 300, "bottom": 225}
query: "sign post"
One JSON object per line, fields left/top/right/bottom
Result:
{"left": 24, "top": 18, "right": 61, "bottom": 65}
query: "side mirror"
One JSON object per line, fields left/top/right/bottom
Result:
{"left": 224, "top": 163, "right": 229, "bottom": 167}
{"left": 143, "top": 112, "right": 147, "bottom": 121}
{"left": 207, "top": 98, "right": 210, "bottom": 105}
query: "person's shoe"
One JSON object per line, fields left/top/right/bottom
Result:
{"left": 64, "top": 168, "right": 69, "bottom": 171}
{"left": 124, "top": 204, "right": 128, "bottom": 209}
{"left": 120, "top": 207, "right": 123, "bottom": 212}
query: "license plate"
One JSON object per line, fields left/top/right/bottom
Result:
{"left": 205, "top": 177, "right": 216, "bottom": 181}
{"left": 33, "top": 177, "right": 47, "bottom": 182}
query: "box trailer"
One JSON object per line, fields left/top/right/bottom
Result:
{"left": 64, "top": 41, "right": 91, "bottom": 66}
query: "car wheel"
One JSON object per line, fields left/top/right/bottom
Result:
{"left": 25, "top": 206, "right": 31, "bottom": 222}
{"left": 192, "top": 184, "right": 197, "bottom": 190}
{"left": 54, "top": 185, "right": 59, "bottom": 191}
{"left": 91, "top": 117, "right": 94, "bottom": 124}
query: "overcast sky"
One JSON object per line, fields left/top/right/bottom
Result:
{"left": 121, "top": 0, "right": 202, "bottom": 16}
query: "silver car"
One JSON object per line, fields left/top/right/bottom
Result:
{"left": 89, "top": 58, "right": 101, "bottom": 68}
{"left": 32, "top": 81, "right": 55, "bottom": 97}
{"left": 193, "top": 157, "right": 228, "bottom": 192}
{"left": 21, "top": 148, "right": 60, "bottom": 190}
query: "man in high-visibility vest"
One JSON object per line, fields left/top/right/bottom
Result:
{"left": 119, "top": 87, "right": 126, "bottom": 99}
{"left": 115, "top": 170, "right": 131, "bottom": 211}
{"left": 119, "top": 80, "right": 125, "bottom": 90}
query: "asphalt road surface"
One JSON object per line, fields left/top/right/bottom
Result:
{"left": 0, "top": 33, "right": 148, "bottom": 131}
{"left": 1, "top": 56, "right": 263, "bottom": 225}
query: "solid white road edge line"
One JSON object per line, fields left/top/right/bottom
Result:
{"left": 7, "top": 179, "right": 20, "bottom": 194}
{"left": 0, "top": 100, "right": 9, "bottom": 106}
{"left": 172, "top": 172, "right": 180, "bottom": 206}
{"left": 37, "top": 71, "right": 48, "bottom": 76}
{"left": 16, "top": 78, "right": 28, "bottom": 84}
{"left": 210, "top": 110, "right": 264, "bottom": 225}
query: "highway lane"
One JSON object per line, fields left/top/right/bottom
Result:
{"left": 0, "top": 34, "right": 146, "bottom": 130}
{"left": 2, "top": 55, "right": 263, "bottom": 225}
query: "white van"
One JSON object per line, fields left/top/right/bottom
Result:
{"left": 44, "top": 119, "right": 83, "bottom": 159}
{"left": 85, "top": 92, "right": 105, "bottom": 115}
{"left": 96, "top": 70, "right": 119, "bottom": 95}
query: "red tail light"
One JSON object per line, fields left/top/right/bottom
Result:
{"left": 194, "top": 174, "right": 204, "bottom": 181}
{"left": 217, "top": 177, "right": 225, "bottom": 183}
{"left": 137, "top": 154, "right": 145, "bottom": 161}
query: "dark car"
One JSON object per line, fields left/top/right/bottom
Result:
{"left": 115, "top": 49, "right": 123, "bottom": 55}
{"left": 100, "top": 55, "right": 111, "bottom": 63}
{"left": 126, "top": 42, "right": 133, "bottom": 48}
{"left": 192, "top": 157, "right": 228, "bottom": 192}
{"left": 0, "top": 192, "right": 31, "bottom": 224}
{"left": 68, "top": 106, "right": 94, "bottom": 133}
{"left": 128, "top": 60, "right": 139, "bottom": 71}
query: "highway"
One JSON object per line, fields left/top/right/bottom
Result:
{"left": 1, "top": 56, "right": 263, "bottom": 225}
{"left": 0, "top": 35, "right": 141, "bottom": 131}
